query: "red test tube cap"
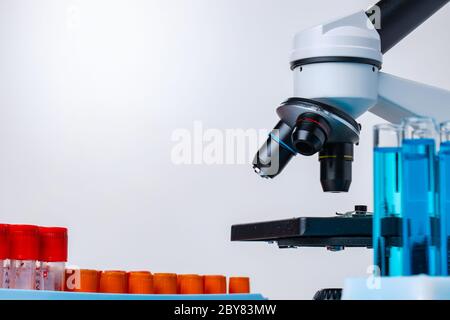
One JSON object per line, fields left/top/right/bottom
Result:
{"left": 9, "top": 225, "right": 40, "bottom": 260}
{"left": 0, "top": 224, "right": 9, "bottom": 259}
{"left": 39, "top": 227, "right": 68, "bottom": 262}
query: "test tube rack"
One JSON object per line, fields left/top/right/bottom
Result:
{"left": 0, "top": 289, "right": 266, "bottom": 300}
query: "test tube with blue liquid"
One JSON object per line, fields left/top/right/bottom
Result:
{"left": 401, "top": 117, "right": 440, "bottom": 276}
{"left": 373, "top": 124, "right": 403, "bottom": 276}
{"left": 439, "top": 121, "right": 450, "bottom": 276}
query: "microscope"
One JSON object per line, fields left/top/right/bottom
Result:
{"left": 232, "top": 0, "right": 450, "bottom": 299}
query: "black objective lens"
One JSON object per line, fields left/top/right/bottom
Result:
{"left": 319, "top": 143, "right": 354, "bottom": 193}
{"left": 253, "top": 121, "right": 296, "bottom": 179}
{"left": 292, "top": 113, "right": 331, "bottom": 156}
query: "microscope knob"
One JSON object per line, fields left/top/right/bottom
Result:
{"left": 355, "top": 205, "right": 368, "bottom": 214}
{"left": 313, "top": 288, "right": 343, "bottom": 301}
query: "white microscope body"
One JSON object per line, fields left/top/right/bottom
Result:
{"left": 290, "top": 10, "right": 450, "bottom": 125}
{"left": 252, "top": 0, "right": 450, "bottom": 300}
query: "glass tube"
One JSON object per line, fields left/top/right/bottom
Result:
{"left": 373, "top": 124, "right": 403, "bottom": 276}
{"left": 8, "top": 225, "right": 40, "bottom": 290}
{"left": 0, "top": 224, "right": 9, "bottom": 288}
{"left": 0, "top": 259, "right": 8, "bottom": 288}
{"left": 40, "top": 262, "right": 66, "bottom": 291}
{"left": 9, "top": 260, "right": 38, "bottom": 290}
{"left": 38, "top": 227, "right": 68, "bottom": 291}
{"left": 439, "top": 121, "right": 450, "bottom": 276}
{"left": 401, "top": 117, "right": 440, "bottom": 276}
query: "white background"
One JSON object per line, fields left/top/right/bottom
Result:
{"left": 0, "top": 0, "right": 449, "bottom": 299}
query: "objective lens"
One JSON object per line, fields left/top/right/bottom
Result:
{"left": 319, "top": 143, "right": 354, "bottom": 193}
{"left": 253, "top": 121, "right": 296, "bottom": 179}
{"left": 292, "top": 113, "right": 331, "bottom": 156}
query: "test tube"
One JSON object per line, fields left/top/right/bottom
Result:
{"left": 373, "top": 124, "right": 403, "bottom": 276}
{"left": 204, "top": 275, "right": 227, "bottom": 294}
{"left": 8, "top": 225, "right": 40, "bottom": 290}
{"left": 178, "top": 274, "right": 204, "bottom": 295}
{"left": 229, "top": 277, "right": 250, "bottom": 294}
{"left": 65, "top": 269, "right": 99, "bottom": 293}
{"left": 153, "top": 273, "right": 178, "bottom": 294}
{"left": 128, "top": 271, "right": 154, "bottom": 294}
{"left": 439, "top": 121, "right": 450, "bottom": 276}
{"left": 39, "top": 227, "right": 68, "bottom": 291}
{"left": 99, "top": 271, "right": 128, "bottom": 294}
{"left": 177, "top": 274, "right": 196, "bottom": 293}
{"left": 0, "top": 225, "right": 9, "bottom": 288}
{"left": 401, "top": 117, "right": 440, "bottom": 276}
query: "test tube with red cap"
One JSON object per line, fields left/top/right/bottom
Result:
{"left": 8, "top": 225, "right": 40, "bottom": 290}
{"left": 39, "top": 227, "right": 68, "bottom": 291}
{"left": 0, "top": 224, "right": 9, "bottom": 288}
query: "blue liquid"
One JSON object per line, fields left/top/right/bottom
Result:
{"left": 402, "top": 139, "right": 440, "bottom": 276}
{"left": 374, "top": 147, "right": 403, "bottom": 276}
{"left": 439, "top": 142, "right": 450, "bottom": 275}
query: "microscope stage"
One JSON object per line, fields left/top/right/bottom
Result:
{"left": 231, "top": 216, "right": 374, "bottom": 249}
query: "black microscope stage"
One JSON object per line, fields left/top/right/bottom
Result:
{"left": 231, "top": 206, "right": 385, "bottom": 250}
{"left": 231, "top": 216, "right": 372, "bottom": 250}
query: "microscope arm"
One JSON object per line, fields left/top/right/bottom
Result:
{"left": 370, "top": 72, "right": 450, "bottom": 124}
{"left": 367, "top": 0, "right": 450, "bottom": 123}
{"left": 369, "top": 0, "right": 449, "bottom": 54}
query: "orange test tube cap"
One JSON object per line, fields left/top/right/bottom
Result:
{"left": 177, "top": 274, "right": 198, "bottom": 293}
{"left": 153, "top": 273, "right": 178, "bottom": 294}
{"left": 229, "top": 277, "right": 250, "bottom": 294}
{"left": 128, "top": 271, "right": 154, "bottom": 294}
{"left": 99, "top": 271, "right": 128, "bottom": 294}
{"left": 178, "top": 274, "right": 204, "bottom": 295}
{"left": 65, "top": 269, "right": 99, "bottom": 293}
{"left": 204, "top": 275, "right": 227, "bottom": 294}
